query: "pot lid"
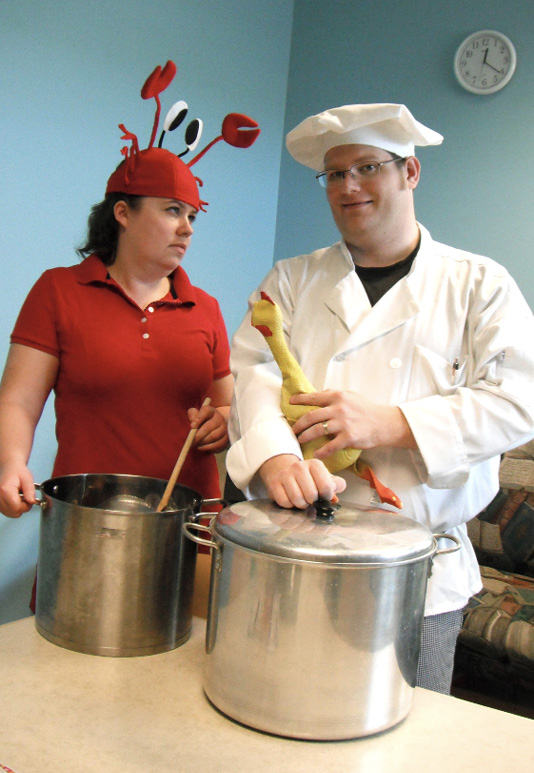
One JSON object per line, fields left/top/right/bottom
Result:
{"left": 214, "top": 499, "right": 435, "bottom": 565}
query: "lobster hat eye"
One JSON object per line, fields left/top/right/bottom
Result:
{"left": 164, "top": 100, "right": 189, "bottom": 132}
{"left": 184, "top": 118, "right": 203, "bottom": 152}
{"left": 105, "top": 148, "right": 200, "bottom": 211}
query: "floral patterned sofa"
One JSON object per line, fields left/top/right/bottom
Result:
{"left": 453, "top": 442, "right": 534, "bottom": 710}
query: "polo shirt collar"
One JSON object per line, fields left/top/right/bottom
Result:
{"left": 74, "top": 254, "right": 196, "bottom": 304}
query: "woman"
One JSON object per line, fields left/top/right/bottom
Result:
{"left": 0, "top": 63, "right": 243, "bottom": 521}
{"left": 0, "top": 190, "right": 232, "bottom": 519}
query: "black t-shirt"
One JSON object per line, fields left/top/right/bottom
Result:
{"left": 355, "top": 237, "right": 421, "bottom": 306}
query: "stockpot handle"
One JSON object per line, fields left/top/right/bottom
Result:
{"left": 19, "top": 483, "right": 44, "bottom": 509}
{"left": 183, "top": 521, "right": 216, "bottom": 548}
{"left": 200, "top": 497, "right": 228, "bottom": 508}
{"left": 433, "top": 533, "right": 461, "bottom": 556}
{"left": 197, "top": 497, "right": 228, "bottom": 523}
{"left": 194, "top": 497, "right": 228, "bottom": 522}
{"left": 183, "top": 521, "right": 223, "bottom": 570}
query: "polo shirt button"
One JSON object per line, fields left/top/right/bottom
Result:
{"left": 143, "top": 333, "right": 150, "bottom": 340}
{"left": 390, "top": 358, "right": 402, "bottom": 369}
{"left": 147, "top": 306, "right": 155, "bottom": 313}
{"left": 141, "top": 317, "right": 148, "bottom": 323}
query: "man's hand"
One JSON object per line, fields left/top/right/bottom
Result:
{"left": 259, "top": 454, "right": 347, "bottom": 509}
{"left": 290, "top": 389, "right": 416, "bottom": 459}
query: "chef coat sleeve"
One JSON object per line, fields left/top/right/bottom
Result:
{"left": 400, "top": 272, "right": 534, "bottom": 489}
{"left": 227, "top": 270, "right": 303, "bottom": 494}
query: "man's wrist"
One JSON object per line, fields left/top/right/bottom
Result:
{"left": 382, "top": 407, "right": 417, "bottom": 449}
{"left": 259, "top": 454, "right": 301, "bottom": 483}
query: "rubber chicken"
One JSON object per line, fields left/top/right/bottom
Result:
{"left": 251, "top": 292, "right": 402, "bottom": 508}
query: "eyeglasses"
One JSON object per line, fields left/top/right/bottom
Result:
{"left": 315, "top": 157, "right": 405, "bottom": 188}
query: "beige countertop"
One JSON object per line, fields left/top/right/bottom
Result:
{"left": 0, "top": 616, "right": 532, "bottom": 773}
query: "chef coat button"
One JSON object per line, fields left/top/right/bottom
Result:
{"left": 142, "top": 333, "right": 150, "bottom": 340}
{"left": 141, "top": 317, "right": 148, "bottom": 323}
{"left": 390, "top": 358, "right": 402, "bottom": 369}
{"left": 147, "top": 306, "right": 155, "bottom": 313}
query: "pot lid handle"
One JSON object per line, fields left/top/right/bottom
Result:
{"left": 313, "top": 498, "right": 340, "bottom": 522}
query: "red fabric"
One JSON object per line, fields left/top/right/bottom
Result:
{"left": 141, "top": 61, "right": 177, "bottom": 150}
{"left": 106, "top": 148, "right": 202, "bottom": 211}
{"left": 11, "top": 255, "right": 230, "bottom": 499}
{"left": 105, "top": 61, "right": 259, "bottom": 211}
{"left": 141, "top": 61, "right": 177, "bottom": 101}
{"left": 220, "top": 113, "right": 261, "bottom": 149}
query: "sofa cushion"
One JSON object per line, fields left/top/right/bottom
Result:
{"left": 459, "top": 566, "right": 534, "bottom": 681}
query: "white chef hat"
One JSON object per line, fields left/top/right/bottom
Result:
{"left": 286, "top": 103, "right": 444, "bottom": 171}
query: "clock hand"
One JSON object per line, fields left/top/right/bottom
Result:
{"left": 484, "top": 59, "right": 502, "bottom": 73}
{"left": 482, "top": 47, "right": 488, "bottom": 65}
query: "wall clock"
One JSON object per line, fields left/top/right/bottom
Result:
{"left": 454, "top": 30, "right": 517, "bottom": 95}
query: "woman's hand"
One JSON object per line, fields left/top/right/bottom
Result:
{"left": 258, "top": 454, "right": 347, "bottom": 510}
{"left": 0, "top": 460, "right": 36, "bottom": 518}
{"left": 290, "top": 390, "right": 416, "bottom": 458}
{"left": 188, "top": 404, "right": 229, "bottom": 453}
{"left": 189, "top": 373, "right": 234, "bottom": 454}
{"left": 0, "top": 344, "right": 58, "bottom": 518}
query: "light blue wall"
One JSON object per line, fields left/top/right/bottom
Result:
{"left": 0, "top": 0, "right": 293, "bottom": 624}
{"left": 275, "top": 0, "right": 534, "bottom": 307}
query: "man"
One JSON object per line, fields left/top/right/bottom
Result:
{"left": 226, "top": 103, "right": 534, "bottom": 693}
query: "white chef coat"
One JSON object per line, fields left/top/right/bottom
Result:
{"left": 227, "top": 224, "right": 534, "bottom": 615}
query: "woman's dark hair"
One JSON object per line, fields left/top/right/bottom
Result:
{"left": 77, "top": 192, "right": 143, "bottom": 265}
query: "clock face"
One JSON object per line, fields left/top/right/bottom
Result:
{"left": 454, "top": 30, "right": 517, "bottom": 94}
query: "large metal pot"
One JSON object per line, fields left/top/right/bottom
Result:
{"left": 35, "top": 473, "right": 220, "bottom": 657}
{"left": 184, "top": 498, "right": 460, "bottom": 740}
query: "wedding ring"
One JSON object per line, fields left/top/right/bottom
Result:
{"left": 322, "top": 421, "right": 329, "bottom": 435}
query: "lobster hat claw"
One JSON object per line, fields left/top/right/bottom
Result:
{"left": 105, "top": 148, "right": 201, "bottom": 211}
{"left": 286, "top": 103, "right": 443, "bottom": 171}
{"left": 106, "top": 60, "right": 260, "bottom": 213}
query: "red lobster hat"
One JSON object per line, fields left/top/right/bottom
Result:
{"left": 105, "top": 61, "right": 260, "bottom": 212}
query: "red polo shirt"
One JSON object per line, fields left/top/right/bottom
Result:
{"left": 11, "top": 255, "right": 230, "bottom": 499}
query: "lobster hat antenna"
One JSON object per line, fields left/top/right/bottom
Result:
{"left": 105, "top": 60, "right": 261, "bottom": 212}
{"left": 141, "top": 60, "right": 177, "bottom": 148}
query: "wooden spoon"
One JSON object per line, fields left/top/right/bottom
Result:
{"left": 156, "top": 397, "right": 211, "bottom": 512}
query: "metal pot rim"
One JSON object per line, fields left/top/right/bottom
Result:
{"left": 212, "top": 529, "right": 439, "bottom": 567}
{"left": 37, "top": 473, "right": 204, "bottom": 516}
{"left": 209, "top": 499, "right": 437, "bottom": 565}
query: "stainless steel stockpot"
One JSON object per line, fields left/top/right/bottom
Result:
{"left": 35, "top": 473, "right": 220, "bottom": 657}
{"left": 184, "top": 498, "right": 460, "bottom": 740}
